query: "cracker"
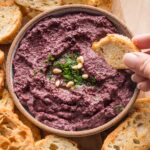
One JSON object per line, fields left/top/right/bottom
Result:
{"left": 0, "top": 4, "right": 22, "bottom": 44}
{"left": 92, "top": 34, "right": 138, "bottom": 69}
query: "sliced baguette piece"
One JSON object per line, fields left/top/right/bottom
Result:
{"left": 15, "top": 0, "right": 61, "bottom": 12}
{"left": 102, "top": 108, "right": 150, "bottom": 150}
{"left": 0, "top": 4, "right": 22, "bottom": 44}
{"left": 92, "top": 34, "right": 138, "bottom": 69}
{"left": 0, "top": 108, "right": 35, "bottom": 149}
{"left": 35, "top": 134, "right": 79, "bottom": 150}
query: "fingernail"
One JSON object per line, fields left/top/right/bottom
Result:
{"left": 123, "top": 53, "right": 139, "bottom": 68}
{"left": 137, "top": 83, "right": 142, "bottom": 89}
{"left": 131, "top": 74, "right": 136, "bottom": 82}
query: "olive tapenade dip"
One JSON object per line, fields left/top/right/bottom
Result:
{"left": 13, "top": 13, "right": 136, "bottom": 131}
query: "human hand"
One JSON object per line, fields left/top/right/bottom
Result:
{"left": 123, "top": 34, "right": 150, "bottom": 91}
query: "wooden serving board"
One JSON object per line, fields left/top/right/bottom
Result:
{"left": 1, "top": 0, "right": 150, "bottom": 150}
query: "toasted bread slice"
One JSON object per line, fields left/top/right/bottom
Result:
{"left": 102, "top": 108, "right": 150, "bottom": 150}
{"left": 15, "top": 0, "right": 61, "bottom": 11}
{"left": 35, "top": 135, "right": 79, "bottom": 150}
{"left": 0, "top": 108, "right": 35, "bottom": 149}
{"left": 0, "top": 4, "right": 22, "bottom": 44}
{"left": 92, "top": 34, "right": 138, "bottom": 69}
{"left": 15, "top": 108, "right": 41, "bottom": 141}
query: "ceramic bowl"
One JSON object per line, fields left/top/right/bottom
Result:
{"left": 6, "top": 5, "right": 139, "bottom": 137}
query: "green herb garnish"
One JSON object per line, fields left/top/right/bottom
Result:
{"left": 45, "top": 53, "right": 55, "bottom": 63}
{"left": 53, "top": 52, "right": 84, "bottom": 85}
{"left": 47, "top": 71, "right": 52, "bottom": 80}
{"left": 33, "top": 69, "right": 38, "bottom": 76}
{"left": 115, "top": 105, "right": 124, "bottom": 114}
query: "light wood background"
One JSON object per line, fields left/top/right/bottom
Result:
{"left": 113, "top": 0, "right": 150, "bottom": 35}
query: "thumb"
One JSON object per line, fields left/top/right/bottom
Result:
{"left": 123, "top": 52, "right": 150, "bottom": 79}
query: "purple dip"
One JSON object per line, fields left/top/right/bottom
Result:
{"left": 13, "top": 13, "right": 136, "bottom": 131}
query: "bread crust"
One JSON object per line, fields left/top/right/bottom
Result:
{"left": 35, "top": 134, "right": 79, "bottom": 150}
{"left": 15, "top": 0, "right": 61, "bottom": 11}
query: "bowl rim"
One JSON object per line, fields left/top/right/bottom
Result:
{"left": 6, "top": 4, "right": 139, "bottom": 137}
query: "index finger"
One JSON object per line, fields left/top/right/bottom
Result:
{"left": 132, "top": 34, "right": 150, "bottom": 49}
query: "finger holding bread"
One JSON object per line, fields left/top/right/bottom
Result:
{"left": 0, "top": 4, "right": 22, "bottom": 44}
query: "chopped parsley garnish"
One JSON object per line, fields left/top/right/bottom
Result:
{"left": 45, "top": 53, "right": 55, "bottom": 63}
{"left": 115, "top": 105, "right": 124, "bottom": 114}
{"left": 33, "top": 69, "right": 38, "bottom": 76}
{"left": 53, "top": 52, "right": 84, "bottom": 85}
{"left": 47, "top": 71, "right": 52, "bottom": 80}
{"left": 45, "top": 51, "right": 97, "bottom": 86}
